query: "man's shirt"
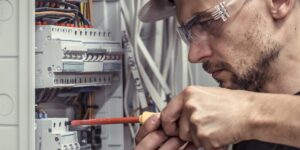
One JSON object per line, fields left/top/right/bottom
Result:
{"left": 233, "top": 140, "right": 299, "bottom": 150}
{"left": 233, "top": 92, "right": 300, "bottom": 150}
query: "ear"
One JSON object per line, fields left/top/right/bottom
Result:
{"left": 268, "top": 0, "right": 295, "bottom": 20}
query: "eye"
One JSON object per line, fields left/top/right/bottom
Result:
{"left": 200, "top": 19, "right": 214, "bottom": 29}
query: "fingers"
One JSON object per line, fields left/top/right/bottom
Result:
{"left": 178, "top": 110, "right": 192, "bottom": 141}
{"left": 135, "top": 114, "right": 161, "bottom": 143}
{"left": 182, "top": 142, "right": 198, "bottom": 150}
{"left": 158, "top": 137, "right": 186, "bottom": 150}
{"left": 215, "top": 147, "right": 226, "bottom": 150}
{"left": 161, "top": 93, "right": 185, "bottom": 136}
{"left": 189, "top": 119, "right": 202, "bottom": 147}
{"left": 135, "top": 114, "right": 186, "bottom": 150}
{"left": 135, "top": 130, "right": 168, "bottom": 150}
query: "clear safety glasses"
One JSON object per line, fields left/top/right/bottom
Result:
{"left": 177, "top": 0, "right": 248, "bottom": 45}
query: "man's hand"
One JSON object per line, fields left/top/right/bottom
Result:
{"left": 161, "top": 86, "right": 254, "bottom": 150}
{"left": 135, "top": 114, "right": 187, "bottom": 150}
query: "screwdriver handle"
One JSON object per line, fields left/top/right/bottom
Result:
{"left": 139, "top": 112, "right": 160, "bottom": 124}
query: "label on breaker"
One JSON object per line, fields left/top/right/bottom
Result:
{"left": 63, "top": 62, "right": 84, "bottom": 72}
{"left": 103, "top": 62, "right": 121, "bottom": 72}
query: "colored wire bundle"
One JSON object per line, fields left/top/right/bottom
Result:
{"left": 35, "top": 0, "right": 92, "bottom": 27}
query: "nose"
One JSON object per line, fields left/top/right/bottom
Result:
{"left": 188, "top": 36, "right": 213, "bottom": 63}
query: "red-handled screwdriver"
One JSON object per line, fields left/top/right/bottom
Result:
{"left": 69, "top": 112, "right": 159, "bottom": 126}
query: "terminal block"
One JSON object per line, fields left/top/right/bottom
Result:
{"left": 35, "top": 118, "right": 80, "bottom": 150}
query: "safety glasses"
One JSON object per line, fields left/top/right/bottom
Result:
{"left": 177, "top": 0, "right": 247, "bottom": 45}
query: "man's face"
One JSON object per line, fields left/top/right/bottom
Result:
{"left": 176, "top": 0, "right": 282, "bottom": 91}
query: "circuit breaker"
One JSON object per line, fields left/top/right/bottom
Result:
{"left": 35, "top": 25, "right": 122, "bottom": 88}
{"left": 36, "top": 118, "right": 80, "bottom": 150}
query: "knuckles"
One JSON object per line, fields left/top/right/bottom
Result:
{"left": 160, "top": 112, "right": 177, "bottom": 136}
{"left": 189, "top": 114, "right": 223, "bottom": 149}
{"left": 195, "top": 128, "right": 223, "bottom": 149}
{"left": 182, "top": 86, "right": 198, "bottom": 97}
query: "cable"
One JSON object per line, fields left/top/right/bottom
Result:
{"left": 137, "top": 36, "right": 172, "bottom": 95}
{"left": 162, "top": 18, "right": 177, "bottom": 80}
{"left": 36, "top": 89, "right": 46, "bottom": 103}
{"left": 35, "top": 7, "right": 90, "bottom": 26}
{"left": 35, "top": 11, "right": 75, "bottom": 17}
{"left": 36, "top": 7, "right": 78, "bottom": 13}
{"left": 36, "top": 0, "right": 79, "bottom": 10}
{"left": 124, "top": 74, "right": 137, "bottom": 142}
{"left": 123, "top": 33, "right": 148, "bottom": 109}
{"left": 121, "top": 0, "right": 169, "bottom": 110}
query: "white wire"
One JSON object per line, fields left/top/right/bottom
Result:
{"left": 162, "top": 18, "right": 177, "bottom": 80}
{"left": 123, "top": 32, "right": 148, "bottom": 108}
{"left": 123, "top": 74, "right": 136, "bottom": 143}
{"left": 153, "top": 21, "right": 164, "bottom": 69}
{"left": 122, "top": 0, "right": 194, "bottom": 110}
{"left": 135, "top": 0, "right": 172, "bottom": 95}
{"left": 131, "top": 0, "right": 167, "bottom": 110}
{"left": 154, "top": 21, "right": 164, "bottom": 99}
{"left": 133, "top": 0, "right": 143, "bottom": 115}
{"left": 181, "top": 40, "right": 189, "bottom": 89}
{"left": 120, "top": 1, "right": 132, "bottom": 38}
{"left": 172, "top": 33, "right": 177, "bottom": 93}
{"left": 135, "top": 55, "right": 166, "bottom": 110}
{"left": 188, "top": 63, "right": 195, "bottom": 85}
{"left": 137, "top": 37, "right": 171, "bottom": 94}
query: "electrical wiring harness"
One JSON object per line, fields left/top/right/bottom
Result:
{"left": 35, "top": 0, "right": 92, "bottom": 27}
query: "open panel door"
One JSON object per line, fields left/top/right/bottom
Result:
{"left": 0, "top": 0, "right": 34, "bottom": 149}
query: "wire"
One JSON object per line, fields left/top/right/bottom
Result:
{"left": 122, "top": 0, "right": 171, "bottom": 110}
{"left": 124, "top": 74, "right": 137, "bottom": 143}
{"left": 36, "top": 89, "right": 46, "bottom": 103}
{"left": 36, "top": 0, "right": 79, "bottom": 10}
{"left": 35, "top": 11, "right": 75, "bottom": 17}
{"left": 36, "top": 7, "right": 78, "bottom": 13}
{"left": 35, "top": 6, "right": 90, "bottom": 26}
{"left": 87, "top": 0, "right": 93, "bottom": 21}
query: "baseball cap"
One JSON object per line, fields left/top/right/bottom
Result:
{"left": 139, "top": 0, "right": 176, "bottom": 22}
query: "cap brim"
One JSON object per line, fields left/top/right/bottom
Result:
{"left": 139, "top": 0, "right": 176, "bottom": 22}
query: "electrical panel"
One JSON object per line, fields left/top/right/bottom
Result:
{"left": 35, "top": 25, "right": 122, "bottom": 88}
{"left": 34, "top": 0, "right": 124, "bottom": 150}
{"left": 0, "top": 0, "right": 126, "bottom": 149}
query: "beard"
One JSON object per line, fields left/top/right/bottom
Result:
{"left": 201, "top": 11, "right": 283, "bottom": 92}
{"left": 203, "top": 48, "right": 280, "bottom": 92}
{"left": 232, "top": 48, "right": 280, "bottom": 92}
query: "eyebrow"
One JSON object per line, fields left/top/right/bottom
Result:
{"left": 168, "top": 0, "right": 174, "bottom": 3}
{"left": 183, "top": 9, "right": 215, "bottom": 28}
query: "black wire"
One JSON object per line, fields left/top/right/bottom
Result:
{"left": 77, "top": 12, "right": 89, "bottom": 25}
{"left": 36, "top": 7, "right": 79, "bottom": 13}
{"left": 36, "top": 14, "right": 74, "bottom": 20}
{"left": 36, "top": 0, "right": 79, "bottom": 10}
{"left": 54, "top": 17, "right": 74, "bottom": 24}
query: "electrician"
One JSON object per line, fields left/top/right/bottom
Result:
{"left": 135, "top": 0, "right": 300, "bottom": 150}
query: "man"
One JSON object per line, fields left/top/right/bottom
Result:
{"left": 135, "top": 0, "right": 300, "bottom": 150}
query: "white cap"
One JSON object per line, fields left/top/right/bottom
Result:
{"left": 139, "top": 0, "right": 176, "bottom": 22}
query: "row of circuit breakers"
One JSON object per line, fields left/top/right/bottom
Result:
{"left": 35, "top": 25, "right": 123, "bottom": 88}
